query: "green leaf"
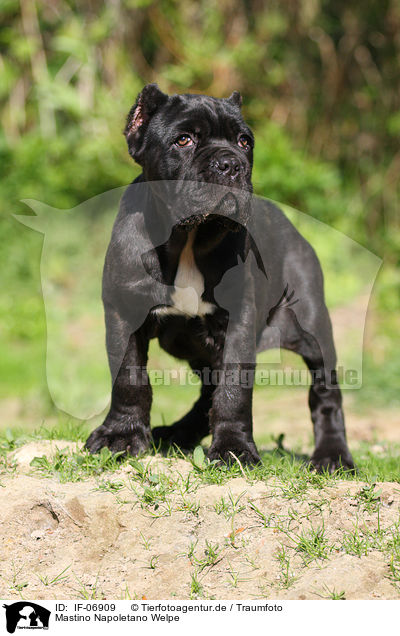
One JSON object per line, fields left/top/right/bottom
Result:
{"left": 193, "top": 445, "right": 205, "bottom": 469}
{"left": 5, "top": 428, "right": 14, "bottom": 443}
{"left": 30, "top": 455, "right": 46, "bottom": 467}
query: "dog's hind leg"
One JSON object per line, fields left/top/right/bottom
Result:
{"left": 267, "top": 298, "right": 354, "bottom": 473}
{"left": 152, "top": 362, "right": 213, "bottom": 451}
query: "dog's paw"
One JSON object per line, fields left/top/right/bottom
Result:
{"left": 207, "top": 442, "right": 261, "bottom": 467}
{"left": 309, "top": 450, "right": 355, "bottom": 474}
{"left": 85, "top": 424, "right": 151, "bottom": 456}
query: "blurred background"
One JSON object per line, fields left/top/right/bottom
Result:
{"left": 1, "top": 0, "right": 399, "bottom": 450}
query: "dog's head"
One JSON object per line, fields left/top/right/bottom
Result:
{"left": 124, "top": 84, "right": 254, "bottom": 227}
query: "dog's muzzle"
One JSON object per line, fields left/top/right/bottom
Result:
{"left": 192, "top": 145, "right": 252, "bottom": 191}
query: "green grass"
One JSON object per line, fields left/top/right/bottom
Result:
{"left": 37, "top": 565, "right": 71, "bottom": 588}
{"left": 292, "top": 524, "right": 331, "bottom": 563}
{"left": 2, "top": 419, "right": 400, "bottom": 484}
{"left": 192, "top": 541, "right": 222, "bottom": 571}
{"left": 29, "top": 447, "right": 126, "bottom": 483}
{"left": 275, "top": 546, "right": 297, "bottom": 589}
{"left": 190, "top": 571, "right": 204, "bottom": 599}
{"left": 318, "top": 585, "right": 346, "bottom": 600}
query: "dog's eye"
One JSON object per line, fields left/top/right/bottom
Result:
{"left": 238, "top": 135, "right": 251, "bottom": 149}
{"left": 175, "top": 134, "right": 194, "bottom": 147}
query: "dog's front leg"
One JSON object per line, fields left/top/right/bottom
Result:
{"left": 208, "top": 360, "right": 261, "bottom": 466}
{"left": 207, "top": 294, "right": 261, "bottom": 465}
{"left": 85, "top": 307, "right": 152, "bottom": 456}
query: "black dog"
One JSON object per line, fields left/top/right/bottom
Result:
{"left": 85, "top": 83, "right": 354, "bottom": 472}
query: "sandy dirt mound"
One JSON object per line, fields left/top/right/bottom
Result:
{"left": 0, "top": 442, "right": 399, "bottom": 600}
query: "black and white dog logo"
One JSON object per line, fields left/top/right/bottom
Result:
{"left": 3, "top": 602, "right": 50, "bottom": 633}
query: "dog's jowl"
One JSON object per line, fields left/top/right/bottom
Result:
{"left": 85, "top": 83, "right": 354, "bottom": 472}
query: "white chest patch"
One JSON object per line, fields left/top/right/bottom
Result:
{"left": 156, "top": 229, "right": 215, "bottom": 318}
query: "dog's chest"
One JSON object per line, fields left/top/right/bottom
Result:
{"left": 156, "top": 230, "right": 215, "bottom": 317}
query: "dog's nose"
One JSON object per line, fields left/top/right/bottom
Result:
{"left": 215, "top": 155, "right": 241, "bottom": 178}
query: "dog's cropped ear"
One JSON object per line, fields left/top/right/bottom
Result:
{"left": 124, "top": 83, "right": 168, "bottom": 163}
{"left": 227, "top": 90, "right": 242, "bottom": 108}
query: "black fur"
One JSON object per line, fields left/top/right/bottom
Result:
{"left": 85, "top": 84, "right": 354, "bottom": 472}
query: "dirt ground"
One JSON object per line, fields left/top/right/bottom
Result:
{"left": 1, "top": 438, "right": 400, "bottom": 601}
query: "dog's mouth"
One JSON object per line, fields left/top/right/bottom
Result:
{"left": 176, "top": 212, "right": 243, "bottom": 232}
{"left": 175, "top": 189, "right": 251, "bottom": 231}
{"left": 177, "top": 212, "right": 211, "bottom": 229}
{"left": 149, "top": 179, "right": 252, "bottom": 232}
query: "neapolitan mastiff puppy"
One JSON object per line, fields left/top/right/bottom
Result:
{"left": 85, "top": 84, "right": 354, "bottom": 472}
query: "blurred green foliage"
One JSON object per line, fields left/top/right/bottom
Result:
{"left": 1, "top": 0, "right": 399, "bottom": 417}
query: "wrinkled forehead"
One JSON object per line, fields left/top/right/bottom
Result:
{"left": 154, "top": 94, "right": 251, "bottom": 138}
